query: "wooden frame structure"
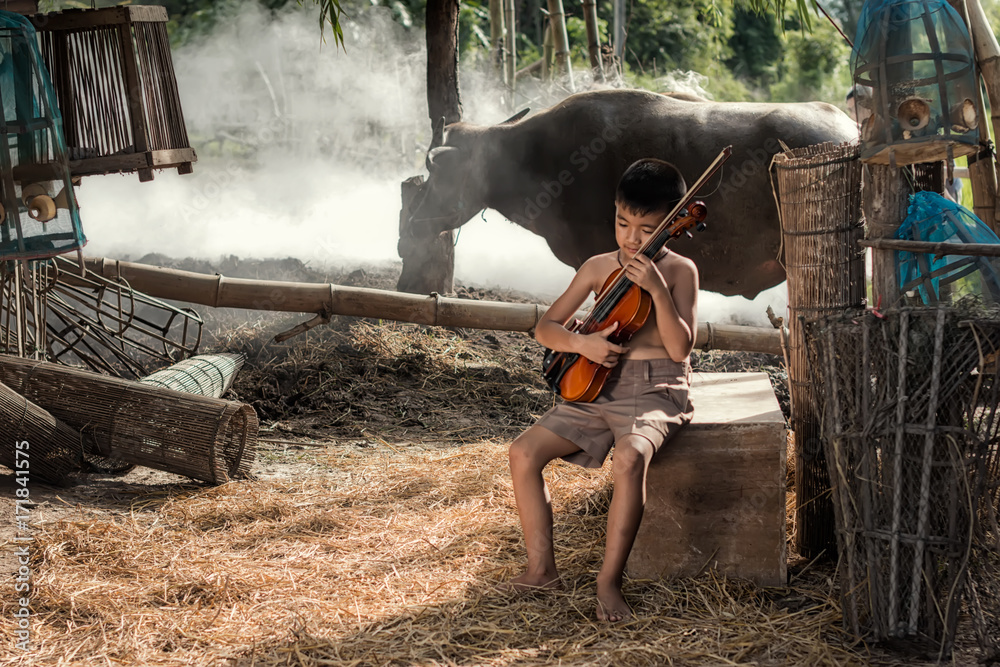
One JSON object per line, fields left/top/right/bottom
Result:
{"left": 26, "top": 6, "right": 195, "bottom": 182}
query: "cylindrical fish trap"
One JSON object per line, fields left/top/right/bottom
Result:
{"left": 0, "top": 354, "right": 257, "bottom": 484}
{"left": 139, "top": 353, "right": 245, "bottom": 399}
{"left": 0, "top": 380, "right": 82, "bottom": 485}
{"left": 805, "top": 307, "right": 1000, "bottom": 657}
{"left": 772, "top": 142, "right": 865, "bottom": 559}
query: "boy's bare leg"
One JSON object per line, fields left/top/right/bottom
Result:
{"left": 501, "top": 425, "right": 582, "bottom": 592}
{"left": 596, "top": 435, "right": 654, "bottom": 622}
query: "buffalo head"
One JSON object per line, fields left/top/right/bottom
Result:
{"left": 407, "top": 108, "right": 530, "bottom": 237}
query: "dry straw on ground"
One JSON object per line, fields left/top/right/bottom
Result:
{"left": 0, "top": 316, "right": 959, "bottom": 665}
{"left": 2, "top": 437, "right": 882, "bottom": 667}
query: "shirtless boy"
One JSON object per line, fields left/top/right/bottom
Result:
{"left": 503, "top": 158, "right": 699, "bottom": 623}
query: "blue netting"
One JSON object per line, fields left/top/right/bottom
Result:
{"left": 0, "top": 10, "right": 86, "bottom": 260}
{"left": 896, "top": 191, "right": 1000, "bottom": 304}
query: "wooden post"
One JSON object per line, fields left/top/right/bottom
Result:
{"left": 612, "top": 0, "right": 625, "bottom": 61}
{"left": 546, "top": 0, "right": 574, "bottom": 89}
{"left": 397, "top": 176, "right": 455, "bottom": 295}
{"left": 865, "top": 165, "right": 911, "bottom": 310}
{"left": 425, "top": 0, "right": 463, "bottom": 147}
{"left": 583, "top": 0, "right": 605, "bottom": 83}
{"left": 414, "top": 0, "right": 460, "bottom": 293}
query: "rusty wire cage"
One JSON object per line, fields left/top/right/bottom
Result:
{"left": 850, "top": 0, "right": 980, "bottom": 167}
{"left": 806, "top": 306, "right": 1000, "bottom": 658}
{"left": 0, "top": 255, "right": 203, "bottom": 378}
{"left": 26, "top": 5, "right": 195, "bottom": 182}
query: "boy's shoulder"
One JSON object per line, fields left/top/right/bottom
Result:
{"left": 657, "top": 249, "right": 698, "bottom": 273}
{"left": 579, "top": 251, "right": 620, "bottom": 277}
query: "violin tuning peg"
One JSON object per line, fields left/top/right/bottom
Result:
{"left": 696, "top": 222, "right": 707, "bottom": 232}
{"left": 685, "top": 230, "right": 693, "bottom": 238}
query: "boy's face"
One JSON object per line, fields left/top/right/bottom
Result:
{"left": 615, "top": 202, "right": 666, "bottom": 258}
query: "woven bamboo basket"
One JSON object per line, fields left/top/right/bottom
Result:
{"left": 139, "top": 353, "right": 244, "bottom": 398}
{"left": 27, "top": 6, "right": 196, "bottom": 182}
{"left": 0, "top": 355, "right": 256, "bottom": 484}
{"left": 0, "top": 381, "right": 82, "bottom": 485}
{"left": 772, "top": 141, "right": 866, "bottom": 558}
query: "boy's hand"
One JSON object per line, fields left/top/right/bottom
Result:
{"left": 622, "top": 253, "right": 668, "bottom": 296}
{"left": 580, "top": 321, "right": 630, "bottom": 368}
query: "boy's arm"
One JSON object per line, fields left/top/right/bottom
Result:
{"left": 624, "top": 253, "right": 699, "bottom": 362}
{"left": 536, "top": 257, "right": 630, "bottom": 368}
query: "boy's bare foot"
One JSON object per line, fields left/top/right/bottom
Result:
{"left": 596, "top": 580, "right": 633, "bottom": 623}
{"left": 496, "top": 571, "right": 563, "bottom": 593}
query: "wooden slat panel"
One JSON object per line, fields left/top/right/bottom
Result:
{"left": 628, "top": 372, "right": 787, "bottom": 586}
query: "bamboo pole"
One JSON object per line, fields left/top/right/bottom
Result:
{"left": 582, "top": 0, "right": 605, "bottom": 82}
{"left": 865, "top": 165, "right": 911, "bottom": 310}
{"left": 546, "top": 0, "right": 574, "bottom": 89}
{"left": 950, "top": 0, "right": 1000, "bottom": 229}
{"left": 542, "top": 19, "right": 554, "bottom": 80}
{"left": 55, "top": 256, "right": 784, "bottom": 354}
{"left": 860, "top": 238, "right": 1000, "bottom": 256}
{"left": 490, "top": 0, "right": 506, "bottom": 84}
{"left": 963, "top": 0, "right": 1000, "bottom": 225}
{"left": 503, "top": 0, "right": 516, "bottom": 99}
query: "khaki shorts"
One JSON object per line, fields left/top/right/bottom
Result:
{"left": 537, "top": 357, "right": 693, "bottom": 469}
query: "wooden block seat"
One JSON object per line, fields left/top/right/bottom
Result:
{"left": 627, "top": 372, "right": 788, "bottom": 587}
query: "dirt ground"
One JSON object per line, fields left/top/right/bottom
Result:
{"left": 0, "top": 257, "right": 993, "bottom": 665}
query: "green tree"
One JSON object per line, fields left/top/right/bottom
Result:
{"left": 768, "top": 17, "right": 852, "bottom": 102}
{"left": 726, "top": 4, "right": 782, "bottom": 87}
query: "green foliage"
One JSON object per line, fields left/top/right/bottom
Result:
{"left": 726, "top": 5, "right": 781, "bottom": 86}
{"left": 597, "top": 0, "right": 735, "bottom": 74}
{"left": 767, "top": 23, "right": 852, "bottom": 103}
{"left": 148, "top": 0, "right": 861, "bottom": 105}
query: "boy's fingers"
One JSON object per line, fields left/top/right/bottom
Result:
{"left": 599, "top": 321, "right": 619, "bottom": 337}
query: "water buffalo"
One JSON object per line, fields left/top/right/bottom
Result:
{"left": 407, "top": 88, "right": 859, "bottom": 299}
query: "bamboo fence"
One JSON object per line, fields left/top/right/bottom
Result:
{"left": 772, "top": 142, "right": 866, "bottom": 560}
{"left": 63, "top": 256, "right": 784, "bottom": 354}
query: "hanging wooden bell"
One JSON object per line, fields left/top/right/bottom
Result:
{"left": 897, "top": 97, "right": 931, "bottom": 131}
{"left": 22, "top": 183, "right": 57, "bottom": 222}
{"left": 950, "top": 98, "right": 977, "bottom": 131}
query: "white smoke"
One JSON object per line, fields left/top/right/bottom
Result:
{"left": 73, "top": 2, "right": 783, "bottom": 322}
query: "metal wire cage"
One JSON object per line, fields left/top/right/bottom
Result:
{"left": 851, "top": 0, "right": 980, "bottom": 167}
{"left": 0, "top": 10, "right": 86, "bottom": 261}
{"left": 806, "top": 307, "right": 1000, "bottom": 657}
{"left": 27, "top": 5, "right": 196, "bottom": 182}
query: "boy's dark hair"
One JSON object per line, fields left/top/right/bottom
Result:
{"left": 615, "top": 158, "right": 687, "bottom": 217}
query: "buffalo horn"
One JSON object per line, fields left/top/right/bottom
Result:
{"left": 500, "top": 108, "right": 530, "bottom": 125}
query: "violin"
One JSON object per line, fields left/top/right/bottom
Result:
{"left": 540, "top": 146, "right": 732, "bottom": 402}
